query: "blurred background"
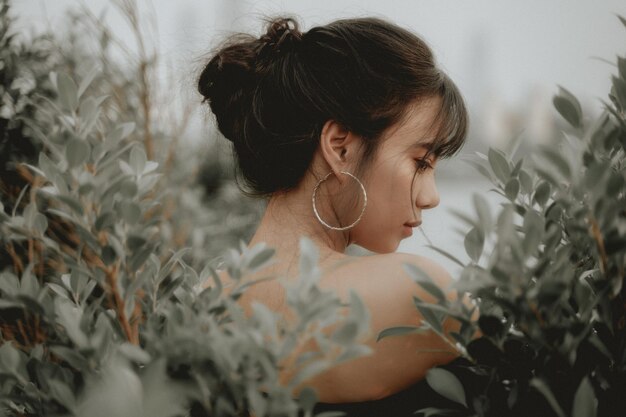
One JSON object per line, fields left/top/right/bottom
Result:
{"left": 9, "top": 0, "right": 626, "bottom": 274}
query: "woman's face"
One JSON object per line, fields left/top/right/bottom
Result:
{"left": 352, "top": 96, "right": 442, "bottom": 253}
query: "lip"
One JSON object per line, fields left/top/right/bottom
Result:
{"left": 404, "top": 221, "right": 422, "bottom": 228}
{"left": 403, "top": 225, "right": 414, "bottom": 237}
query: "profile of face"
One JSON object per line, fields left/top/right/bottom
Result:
{"left": 338, "top": 96, "right": 443, "bottom": 254}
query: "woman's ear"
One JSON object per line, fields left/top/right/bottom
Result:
{"left": 319, "top": 119, "right": 361, "bottom": 184}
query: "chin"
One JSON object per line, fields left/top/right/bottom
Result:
{"left": 359, "top": 239, "right": 400, "bottom": 255}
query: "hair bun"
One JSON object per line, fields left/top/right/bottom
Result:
{"left": 259, "top": 17, "right": 303, "bottom": 54}
{"left": 197, "top": 34, "right": 260, "bottom": 142}
{"left": 198, "top": 16, "right": 304, "bottom": 143}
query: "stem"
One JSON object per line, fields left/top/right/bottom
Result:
{"left": 104, "top": 261, "right": 138, "bottom": 345}
{"left": 588, "top": 216, "right": 608, "bottom": 275}
{"left": 6, "top": 242, "right": 24, "bottom": 275}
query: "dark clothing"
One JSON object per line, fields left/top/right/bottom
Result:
{"left": 307, "top": 357, "right": 471, "bottom": 417}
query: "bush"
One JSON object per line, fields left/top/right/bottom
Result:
{"left": 0, "top": 2, "right": 370, "bottom": 416}
{"left": 380, "top": 14, "right": 626, "bottom": 417}
{"left": 2, "top": 2, "right": 625, "bottom": 417}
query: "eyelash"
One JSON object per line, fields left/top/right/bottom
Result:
{"left": 415, "top": 158, "right": 433, "bottom": 172}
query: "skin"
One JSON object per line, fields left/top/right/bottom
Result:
{"left": 211, "top": 95, "right": 469, "bottom": 402}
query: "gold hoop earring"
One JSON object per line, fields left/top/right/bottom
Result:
{"left": 311, "top": 170, "right": 367, "bottom": 231}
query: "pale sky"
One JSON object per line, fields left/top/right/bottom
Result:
{"left": 14, "top": 0, "right": 626, "bottom": 112}
{"left": 12, "top": 0, "right": 626, "bottom": 270}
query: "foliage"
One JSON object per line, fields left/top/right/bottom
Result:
{"left": 379, "top": 14, "right": 626, "bottom": 417}
{"left": 0, "top": 2, "right": 371, "bottom": 416}
{"left": 4, "top": 2, "right": 625, "bottom": 417}
{"left": 0, "top": 0, "right": 58, "bottom": 219}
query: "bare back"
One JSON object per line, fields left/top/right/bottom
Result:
{"left": 212, "top": 251, "right": 462, "bottom": 403}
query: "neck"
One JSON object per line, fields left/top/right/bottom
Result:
{"left": 247, "top": 178, "right": 351, "bottom": 273}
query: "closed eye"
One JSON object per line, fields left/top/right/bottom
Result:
{"left": 415, "top": 158, "right": 433, "bottom": 172}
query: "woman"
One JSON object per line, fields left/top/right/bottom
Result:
{"left": 197, "top": 15, "right": 470, "bottom": 415}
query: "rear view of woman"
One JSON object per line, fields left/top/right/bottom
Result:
{"left": 198, "top": 14, "right": 470, "bottom": 415}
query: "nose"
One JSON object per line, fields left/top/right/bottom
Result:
{"left": 416, "top": 174, "right": 440, "bottom": 210}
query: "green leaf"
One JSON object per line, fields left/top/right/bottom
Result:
{"left": 299, "top": 236, "right": 320, "bottom": 279}
{"left": 75, "top": 356, "right": 143, "bottom": 417}
{"left": 77, "top": 65, "right": 99, "bottom": 99}
{"left": 488, "top": 148, "right": 511, "bottom": 185}
{"left": 129, "top": 146, "right": 147, "bottom": 175}
{"left": 413, "top": 299, "right": 469, "bottom": 324}
{"left": 246, "top": 245, "right": 276, "bottom": 272}
{"left": 510, "top": 158, "right": 523, "bottom": 177}
{"left": 158, "top": 275, "right": 184, "bottom": 300}
{"left": 336, "top": 345, "right": 372, "bottom": 364}
{"left": 573, "top": 377, "right": 597, "bottom": 417}
{"left": 377, "top": 325, "right": 429, "bottom": 342}
{"left": 530, "top": 378, "right": 565, "bottom": 417}
{"left": 473, "top": 193, "right": 492, "bottom": 233}
{"left": 0, "top": 272, "right": 20, "bottom": 297}
{"left": 55, "top": 300, "right": 88, "bottom": 347}
{"left": 496, "top": 205, "right": 515, "bottom": 244}
{"left": 538, "top": 145, "right": 572, "bottom": 179}
{"left": 618, "top": 56, "right": 626, "bottom": 81}
{"left": 23, "top": 202, "right": 37, "bottom": 228}
{"left": 56, "top": 195, "right": 85, "bottom": 216}
{"left": 47, "top": 378, "right": 76, "bottom": 413}
{"left": 533, "top": 181, "right": 551, "bottom": 206}
{"left": 607, "top": 173, "right": 624, "bottom": 197}
{"left": 464, "top": 227, "right": 484, "bottom": 263}
{"left": 464, "top": 159, "right": 494, "bottom": 182}
{"left": 105, "top": 122, "right": 136, "bottom": 148}
{"left": 523, "top": 209, "right": 544, "bottom": 256}
{"left": 57, "top": 72, "right": 78, "bottom": 113}
{"left": 505, "top": 178, "right": 520, "bottom": 200}
{"left": 95, "top": 211, "right": 115, "bottom": 231}
{"left": 331, "top": 321, "right": 359, "bottom": 345}
{"left": 585, "top": 161, "right": 608, "bottom": 189}
{"left": 508, "top": 129, "right": 526, "bottom": 159}
{"left": 519, "top": 169, "right": 533, "bottom": 194}
{"left": 292, "top": 361, "right": 329, "bottom": 387}
{"left": 48, "top": 283, "right": 70, "bottom": 299}
{"left": 66, "top": 138, "right": 90, "bottom": 168}
{"left": 119, "top": 180, "right": 138, "bottom": 198}
{"left": 425, "top": 245, "right": 465, "bottom": 268}
{"left": 414, "top": 300, "right": 444, "bottom": 334}
{"left": 22, "top": 162, "right": 46, "bottom": 179}
{"left": 119, "top": 201, "right": 141, "bottom": 224}
{"left": 612, "top": 75, "right": 626, "bottom": 110}
{"left": 156, "top": 248, "right": 191, "bottom": 284}
{"left": 77, "top": 96, "right": 105, "bottom": 137}
{"left": 414, "top": 407, "right": 459, "bottom": 417}
{"left": 403, "top": 263, "right": 446, "bottom": 303}
{"left": 553, "top": 85, "right": 582, "bottom": 128}
{"left": 0, "top": 342, "right": 22, "bottom": 374}
{"left": 49, "top": 346, "right": 89, "bottom": 370}
{"left": 425, "top": 368, "right": 467, "bottom": 407}
{"left": 118, "top": 342, "right": 151, "bottom": 364}
{"left": 140, "top": 358, "right": 189, "bottom": 417}
{"left": 20, "top": 265, "right": 39, "bottom": 296}
{"left": 38, "top": 152, "right": 60, "bottom": 179}
{"left": 129, "top": 244, "right": 155, "bottom": 272}
{"left": 33, "top": 213, "right": 48, "bottom": 235}
{"left": 298, "top": 387, "right": 318, "bottom": 414}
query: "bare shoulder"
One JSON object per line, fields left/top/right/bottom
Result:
{"left": 323, "top": 252, "right": 455, "bottom": 307}
{"left": 372, "top": 252, "right": 453, "bottom": 288}
{"left": 306, "top": 253, "right": 461, "bottom": 402}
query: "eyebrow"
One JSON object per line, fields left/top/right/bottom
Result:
{"left": 405, "top": 141, "right": 434, "bottom": 152}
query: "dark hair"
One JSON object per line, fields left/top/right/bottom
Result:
{"left": 198, "top": 15, "right": 468, "bottom": 198}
